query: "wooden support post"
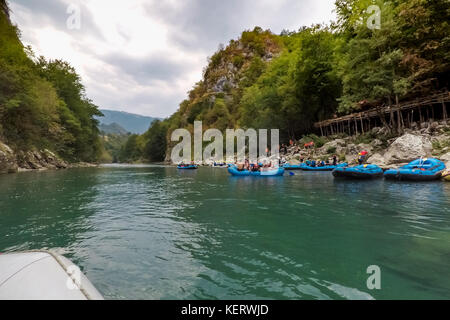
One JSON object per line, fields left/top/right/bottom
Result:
{"left": 354, "top": 117, "right": 358, "bottom": 135}
{"left": 360, "top": 115, "right": 364, "bottom": 134}
{"left": 397, "top": 109, "right": 404, "bottom": 133}
{"left": 419, "top": 106, "right": 423, "bottom": 124}
{"left": 320, "top": 124, "right": 323, "bottom": 137}
{"left": 442, "top": 99, "right": 447, "bottom": 121}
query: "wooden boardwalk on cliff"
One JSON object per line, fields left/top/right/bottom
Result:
{"left": 314, "top": 92, "right": 450, "bottom": 136}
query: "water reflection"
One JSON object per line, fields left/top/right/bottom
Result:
{"left": 0, "top": 169, "right": 100, "bottom": 255}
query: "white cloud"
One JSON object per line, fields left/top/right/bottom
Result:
{"left": 8, "top": 0, "right": 336, "bottom": 117}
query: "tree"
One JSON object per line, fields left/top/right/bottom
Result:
{"left": 336, "top": 1, "right": 411, "bottom": 115}
{"left": 144, "top": 120, "right": 168, "bottom": 162}
{"left": 37, "top": 58, "right": 103, "bottom": 161}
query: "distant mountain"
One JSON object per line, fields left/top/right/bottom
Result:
{"left": 96, "top": 109, "right": 159, "bottom": 134}
{"left": 99, "top": 122, "right": 129, "bottom": 135}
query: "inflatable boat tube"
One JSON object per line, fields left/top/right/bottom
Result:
{"left": 228, "top": 166, "right": 285, "bottom": 177}
{"left": 282, "top": 164, "right": 305, "bottom": 170}
{"left": 384, "top": 158, "right": 445, "bottom": 181}
{"left": 177, "top": 165, "right": 198, "bottom": 170}
{"left": 301, "top": 163, "right": 348, "bottom": 171}
{"left": 332, "top": 164, "right": 383, "bottom": 179}
{"left": 0, "top": 251, "right": 103, "bottom": 300}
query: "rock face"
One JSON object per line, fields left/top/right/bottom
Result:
{"left": 17, "top": 149, "right": 68, "bottom": 170}
{"left": 0, "top": 140, "right": 69, "bottom": 174}
{"left": 321, "top": 139, "right": 347, "bottom": 154}
{"left": 383, "top": 134, "right": 432, "bottom": 164}
{"left": 439, "top": 152, "right": 450, "bottom": 167}
{"left": 0, "top": 142, "right": 18, "bottom": 174}
{"left": 367, "top": 153, "right": 387, "bottom": 166}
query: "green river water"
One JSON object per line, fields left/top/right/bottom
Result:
{"left": 0, "top": 165, "right": 449, "bottom": 299}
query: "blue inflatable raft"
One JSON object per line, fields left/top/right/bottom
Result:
{"left": 282, "top": 163, "right": 305, "bottom": 170}
{"left": 177, "top": 165, "right": 198, "bottom": 170}
{"left": 384, "top": 158, "right": 445, "bottom": 181}
{"left": 228, "top": 166, "right": 285, "bottom": 177}
{"left": 301, "top": 163, "right": 348, "bottom": 171}
{"left": 332, "top": 164, "right": 383, "bottom": 179}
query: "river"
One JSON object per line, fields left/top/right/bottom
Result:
{"left": 0, "top": 165, "right": 449, "bottom": 299}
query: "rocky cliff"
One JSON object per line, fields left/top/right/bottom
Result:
{"left": 0, "top": 140, "right": 72, "bottom": 174}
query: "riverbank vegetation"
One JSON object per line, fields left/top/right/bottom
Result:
{"left": 124, "top": 0, "right": 449, "bottom": 163}
{"left": 0, "top": 1, "right": 102, "bottom": 163}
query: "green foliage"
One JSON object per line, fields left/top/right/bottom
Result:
{"left": 353, "top": 131, "right": 377, "bottom": 145}
{"left": 37, "top": 58, "right": 102, "bottom": 161}
{"left": 299, "top": 134, "right": 326, "bottom": 148}
{"left": 432, "top": 138, "right": 450, "bottom": 156}
{"left": 335, "top": 0, "right": 449, "bottom": 113}
{"left": 239, "top": 26, "right": 341, "bottom": 140}
{"left": 0, "top": 5, "right": 102, "bottom": 162}
{"left": 117, "top": 135, "right": 140, "bottom": 162}
{"left": 327, "top": 146, "right": 337, "bottom": 154}
{"left": 100, "top": 133, "right": 130, "bottom": 163}
{"left": 204, "top": 98, "right": 231, "bottom": 131}
{"left": 232, "top": 55, "right": 244, "bottom": 68}
{"left": 144, "top": 120, "right": 168, "bottom": 162}
{"left": 132, "top": 0, "right": 450, "bottom": 161}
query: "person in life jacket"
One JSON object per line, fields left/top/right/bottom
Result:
{"left": 304, "top": 141, "right": 314, "bottom": 149}
{"left": 358, "top": 150, "right": 368, "bottom": 165}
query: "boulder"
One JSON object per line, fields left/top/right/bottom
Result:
{"left": 439, "top": 152, "right": 450, "bottom": 167}
{"left": 287, "top": 159, "right": 300, "bottom": 165}
{"left": 430, "top": 122, "right": 439, "bottom": 131}
{"left": 378, "top": 127, "right": 390, "bottom": 135}
{"left": 321, "top": 139, "right": 346, "bottom": 154}
{"left": 383, "top": 133, "right": 432, "bottom": 164}
{"left": 371, "top": 127, "right": 382, "bottom": 135}
{"left": 370, "top": 139, "right": 384, "bottom": 148}
{"left": 212, "top": 76, "right": 229, "bottom": 93}
{"left": 356, "top": 143, "right": 373, "bottom": 154}
{"left": 367, "top": 153, "right": 386, "bottom": 166}
{"left": 344, "top": 143, "right": 361, "bottom": 156}
{"left": 42, "top": 149, "right": 68, "bottom": 169}
{"left": 17, "top": 151, "right": 43, "bottom": 169}
{"left": 0, "top": 141, "right": 18, "bottom": 174}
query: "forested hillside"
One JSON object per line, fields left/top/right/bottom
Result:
{"left": 133, "top": 0, "right": 449, "bottom": 162}
{"left": 97, "top": 110, "right": 158, "bottom": 134}
{"left": 0, "top": 0, "right": 102, "bottom": 163}
{"left": 1, "top": 0, "right": 449, "bottom": 165}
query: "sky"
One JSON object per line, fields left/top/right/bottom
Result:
{"left": 9, "top": 0, "right": 336, "bottom": 118}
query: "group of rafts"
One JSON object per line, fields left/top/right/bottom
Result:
{"left": 178, "top": 158, "right": 450, "bottom": 181}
